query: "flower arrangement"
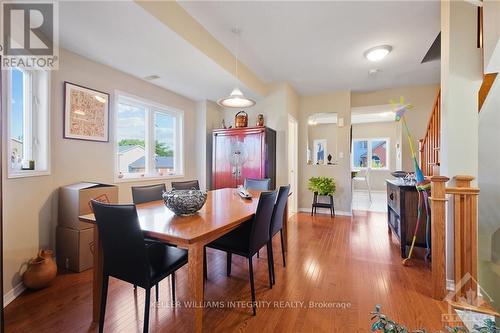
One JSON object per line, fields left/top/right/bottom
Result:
{"left": 308, "top": 176, "right": 336, "bottom": 196}
{"left": 370, "top": 305, "right": 499, "bottom": 333}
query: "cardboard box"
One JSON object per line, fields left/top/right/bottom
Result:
{"left": 59, "top": 182, "right": 118, "bottom": 230}
{"left": 56, "top": 225, "right": 94, "bottom": 272}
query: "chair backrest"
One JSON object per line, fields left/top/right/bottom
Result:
{"left": 171, "top": 180, "right": 200, "bottom": 190}
{"left": 249, "top": 190, "right": 277, "bottom": 254}
{"left": 270, "top": 185, "right": 290, "bottom": 237}
{"left": 131, "top": 183, "right": 166, "bottom": 205}
{"left": 244, "top": 178, "right": 271, "bottom": 190}
{"left": 91, "top": 201, "right": 150, "bottom": 285}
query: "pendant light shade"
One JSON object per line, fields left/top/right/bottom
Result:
{"left": 217, "top": 87, "right": 256, "bottom": 108}
{"left": 217, "top": 28, "right": 256, "bottom": 109}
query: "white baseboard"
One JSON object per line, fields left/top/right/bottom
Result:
{"left": 3, "top": 281, "right": 26, "bottom": 308}
{"left": 447, "top": 279, "right": 455, "bottom": 291}
{"left": 298, "top": 208, "right": 352, "bottom": 216}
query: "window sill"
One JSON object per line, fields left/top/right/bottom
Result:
{"left": 8, "top": 170, "right": 51, "bottom": 179}
{"left": 113, "top": 174, "right": 186, "bottom": 184}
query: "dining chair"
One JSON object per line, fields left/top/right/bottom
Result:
{"left": 91, "top": 201, "right": 188, "bottom": 333}
{"left": 131, "top": 183, "right": 166, "bottom": 205}
{"left": 205, "top": 190, "right": 277, "bottom": 316}
{"left": 244, "top": 178, "right": 271, "bottom": 190}
{"left": 268, "top": 185, "right": 290, "bottom": 285}
{"left": 352, "top": 167, "right": 372, "bottom": 202}
{"left": 171, "top": 180, "right": 200, "bottom": 190}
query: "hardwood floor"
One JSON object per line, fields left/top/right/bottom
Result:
{"left": 5, "top": 212, "right": 450, "bottom": 332}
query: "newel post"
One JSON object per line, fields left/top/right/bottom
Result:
{"left": 430, "top": 175, "right": 449, "bottom": 300}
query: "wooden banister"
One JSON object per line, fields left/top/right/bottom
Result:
{"left": 430, "top": 175, "right": 480, "bottom": 302}
{"left": 419, "top": 89, "right": 441, "bottom": 177}
{"left": 478, "top": 73, "right": 497, "bottom": 112}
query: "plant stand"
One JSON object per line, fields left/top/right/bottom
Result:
{"left": 311, "top": 192, "right": 335, "bottom": 217}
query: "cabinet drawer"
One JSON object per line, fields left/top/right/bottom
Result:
{"left": 387, "top": 185, "right": 400, "bottom": 215}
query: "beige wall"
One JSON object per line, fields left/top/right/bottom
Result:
{"left": 352, "top": 121, "right": 401, "bottom": 191}
{"left": 298, "top": 91, "right": 352, "bottom": 213}
{"left": 2, "top": 49, "right": 198, "bottom": 296}
{"left": 351, "top": 84, "right": 439, "bottom": 172}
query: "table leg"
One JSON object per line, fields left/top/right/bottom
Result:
{"left": 92, "top": 226, "right": 103, "bottom": 323}
{"left": 188, "top": 243, "right": 204, "bottom": 333}
{"left": 283, "top": 201, "right": 288, "bottom": 252}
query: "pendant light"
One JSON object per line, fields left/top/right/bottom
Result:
{"left": 217, "top": 28, "right": 256, "bottom": 108}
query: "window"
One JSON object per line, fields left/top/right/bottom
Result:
{"left": 7, "top": 68, "right": 50, "bottom": 178}
{"left": 115, "top": 93, "right": 183, "bottom": 180}
{"left": 352, "top": 138, "right": 389, "bottom": 170}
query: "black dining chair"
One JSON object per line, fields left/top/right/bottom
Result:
{"left": 244, "top": 178, "right": 271, "bottom": 190}
{"left": 268, "top": 185, "right": 290, "bottom": 285}
{"left": 91, "top": 201, "right": 188, "bottom": 333}
{"left": 171, "top": 180, "right": 200, "bottom": 190}
{"left": 205, "top": 190, "right": 277, "bottom": 316}
{"left": 131, "top": 183, "right": 166, "bottom": 205}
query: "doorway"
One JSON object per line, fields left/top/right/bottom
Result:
{"left": 288, "top": 115, "right": 298, "bottom": 215}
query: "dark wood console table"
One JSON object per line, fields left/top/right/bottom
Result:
{"left": 386, "top": 179, "right": 429, "bottom": 258}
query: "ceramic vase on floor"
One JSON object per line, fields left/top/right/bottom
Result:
{"left": 23, "top": 249, "right": 57, "bottom": 290}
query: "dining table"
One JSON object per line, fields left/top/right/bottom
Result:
{"left": 79, "top": 187, "right": 289, "bottom": 333}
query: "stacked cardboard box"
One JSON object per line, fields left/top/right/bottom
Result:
{"left": 57, "top": 182, "right": 118, "bottom": 272}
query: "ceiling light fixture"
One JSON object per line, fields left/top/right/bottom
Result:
{"left": 364, "top": 45, "right": 392, "bottom": 62}
{"left": 217, "top": 28, "right": 256, "bottom": 108}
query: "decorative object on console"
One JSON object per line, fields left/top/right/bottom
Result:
{"left": 257, "top": 114, "right": 264, "bottom": 126}
{"left": 212, "top": 127, "right": 276, "bottom": 190}
{"left": 327, "top": 154, "right": 333, "bottom": 165}
{"left": 235, "top": 110, "right": 248, "bottom": 128}
{"left": 63, "top": 82, "right": 109, "bottom": 142}
{"left": 313, "top": 139, "right": 327, "bottom": 165}
{"left": 390, "top": 96, "right": 431, "bottom": 266}
{"left": 221, "top": 119, "right": 227, "bottom": 129}
{"left": 162, "top": 189, "right": 207, "bottom": 216}
{"left": 23, "top": 249, "right": 57, "bottom": 290}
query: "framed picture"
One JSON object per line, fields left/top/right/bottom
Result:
{"left": 313, "top": 139, "right": 327, "bottom": 165}
{"left": 64, "top": 82, "right": 109, "bottom": 142}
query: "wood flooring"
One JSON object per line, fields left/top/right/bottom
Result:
{"left": 4, "top": 212, "right": 450, "bottom": 332}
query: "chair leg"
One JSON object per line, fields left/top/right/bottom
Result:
{"left": 226, "top": 252, "right": 232, "bottom": 277}
{"left": 144, "top": 289, "right": 151, "bottom": 333}
{"left": 98, "top": 275, "right": 109, "bottom": 333}
{"left": 171, "top": 272, "right": 176, "bottom": 304}
{"left": 155, "top": 283, "right": 159, "bottom": 302}
{"left": 248, "top": 257, "right": 256, "bottom": 316}
{"left": 269, "top": 238, "right": 275, "bottom": 285}
{"left": 266, "top": 242, "right": 273, "bottom": 289}
{"left": 280, "top": 229, "right": 286, "bottom": 267}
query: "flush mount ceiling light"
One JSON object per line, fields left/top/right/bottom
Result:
{"left": 217, "top": 28, "right": 256, "bottom": 109}
{"left": 364, "top": 45, "right": 393, "bottom": 62}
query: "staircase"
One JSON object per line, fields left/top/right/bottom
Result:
{"left": 418, "top": 89, "right": 441, "bottom": 177}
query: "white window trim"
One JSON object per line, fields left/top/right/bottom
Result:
{"left": 5, "top": 69, "right": 51, "bottom": 179}
{"left": 113, "top": 90, "right": 185, "bottom": 183}
{"left": 351, "top": 137, "right": 390, "bottom": 171}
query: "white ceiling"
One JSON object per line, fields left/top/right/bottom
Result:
{"left": 58, "top": 1, "right": 256, "bottom": 102}
{"left": 180, "top": 1, "right": 441, "bottom": 95}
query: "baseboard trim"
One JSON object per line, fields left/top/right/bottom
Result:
{"left": 447, "top": 279, "right": 455, "bottom": 291}
{"left": 3, "top": 281, "right": 25, "bottom": 308}
{"left": 298, "top": 208, "right": 352, "bottom": 216}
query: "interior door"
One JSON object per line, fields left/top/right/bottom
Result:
{"left": 288, "top": 116, "right": 298, "bottom": 214}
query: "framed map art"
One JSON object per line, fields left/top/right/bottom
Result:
{"left": 64, "top": 82, "right": 109, "bottom": 142}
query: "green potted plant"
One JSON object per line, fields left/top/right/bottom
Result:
{"left": 308, "top": 176, "right": 336, "bottom": 196}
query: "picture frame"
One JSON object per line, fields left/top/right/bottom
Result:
{"left": 63, "top": 81, "right": 109, "bottom": 142}
{"left": 313, "top": 139, "right": 327, "bottom": 165}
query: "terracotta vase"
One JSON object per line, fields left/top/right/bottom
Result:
{"left": 23, "top": 249, "right": 57, "bottom": 290}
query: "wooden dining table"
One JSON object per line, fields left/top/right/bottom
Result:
{"left": 79, "top": 188, "right": 289, "bottom": 333}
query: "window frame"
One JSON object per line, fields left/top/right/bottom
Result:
{"left": 114, "top": 90, "right": 184, "bottom": 183}
{"left": 351, "top": 137, "right": 390, "bottom": 171}
{"left": 5, "top": 68, "right": 51, "bottom": 179}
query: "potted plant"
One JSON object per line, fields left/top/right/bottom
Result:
{"left": 308, "top": 176, "right": 336, "bottom": 196}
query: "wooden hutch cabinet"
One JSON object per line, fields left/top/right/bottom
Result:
{"left": 212, "top": 127, "right": 276, "bottom": 190}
